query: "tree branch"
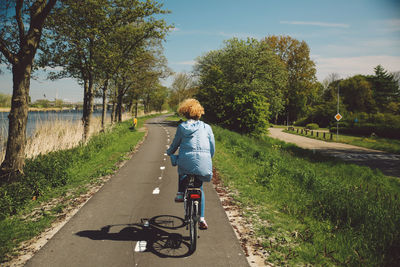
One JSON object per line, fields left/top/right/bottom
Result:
{"left": 15, "top": 0, "right": 25, "bottom": 47}
{"left": 27, "top": 0, "right": 57, "bottom": 48}
{"left": 0, "top": 38, "right": 16, "bottom": 64}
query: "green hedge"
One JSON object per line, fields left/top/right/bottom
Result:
{"left": 305, "top": 123, "right": 319, "bottom": 130}
{"left": 330, "top": 123, "right": 400, "bottom": 139}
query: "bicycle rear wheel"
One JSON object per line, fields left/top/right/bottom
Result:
{"left": 189, "top": 200, "right": 198, "bottom": 252}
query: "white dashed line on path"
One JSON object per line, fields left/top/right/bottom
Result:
{"left": 160, "top": 166, "right": 165, "bottom": 170}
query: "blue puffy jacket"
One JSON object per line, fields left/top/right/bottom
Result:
{"left": 167, "top": 120, "right": 215, "bottom": 181}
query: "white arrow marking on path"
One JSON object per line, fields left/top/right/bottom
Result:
{"left": 152, "top": 187, "right": 160, "bottom": 194}
{"left": 135, "top": 241, "right": 147, "bottom": 252}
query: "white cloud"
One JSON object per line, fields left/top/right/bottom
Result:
{"left": 314, "top": 55, "right": 400, "bottom": 81}
{"left": 175, "top": 61, "right": 196, "bottom": 66}
{"left": 280, "top": 21, "right": 350, "bottom": 28}
{"left": 218, "top": 31, "right": 262, "bottom": 39}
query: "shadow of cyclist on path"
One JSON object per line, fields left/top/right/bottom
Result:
{"left": 75, "top": 215, "right": 194, "bottom": 258}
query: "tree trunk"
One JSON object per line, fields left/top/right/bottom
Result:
{"left": 116, "top": 86, "right": 123, "bottom": 122}
{"left": 0, "top": 63, "right": 31, "bottom": 181}
{"left": 135, "top": 100, "right": 138, "bottom": 118}
{"left": 101, "top": 79, "right": 109, "bottom": 130}
{"left": 82, "top": 77, "right": 94, "bottom": 141}
{"left": 111, "top": 101, "right": 116, "bottom": 124}
{"left": 111, "top": 89, "right": 117, "bottom": 124}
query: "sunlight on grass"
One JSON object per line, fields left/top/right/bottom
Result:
{"left": 213, "top": 125, "right": 400, "bottom": 266}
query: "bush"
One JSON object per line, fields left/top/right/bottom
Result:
{"left": 294, "top": 117, "right": 310, "bottom": 126}
{"left": 305, "top": 123, "right": 319, "bottom": 130}
{"left": 0, "top": 150, "right": 72, "bottom": 220}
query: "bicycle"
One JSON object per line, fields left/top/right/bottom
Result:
{"left": 182, "top": 174, "right": 202, "bottom": 253}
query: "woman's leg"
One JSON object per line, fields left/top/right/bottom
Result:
{"left": 178, "top": 174, "right": 186, "bottom": 193}
{"left": 200, "top": 184, "right": 205, "bottom": 218}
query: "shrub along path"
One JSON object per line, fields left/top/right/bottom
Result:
{"left": 268, "top": 128, "right": 400, "bottom": 178}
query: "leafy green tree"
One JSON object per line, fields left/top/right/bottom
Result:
{"left": 113, "top": 45, "right": 170, "bottom": 120}
{"left": 0, "top": 0, "right": 57, "bottom": 180}
{"left": 145, "top": 84, "right": 168, "bottom": 112}
{"left": 369, "top": 65, "right": 399, "bottom": 112}
{"left": 340, "top": 75, "right": 376, "bottom": 113}
{"left": 195, "top": 38, "right": 287, "bottom": 135}
{"left": 40, "top": 0, "right": 170, "bottom": 139}
{"left": 262, "top": 35, "right": 318, "bottom": 123}
{"left": 33, "top": 99, "right": 51, "bottom": 108}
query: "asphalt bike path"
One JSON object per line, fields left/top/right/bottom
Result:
{"left": 269, "top": 128, "right": 400, "bottom": 178}
{"left": 25, "top": 115, "right": 249, "bottom": 267}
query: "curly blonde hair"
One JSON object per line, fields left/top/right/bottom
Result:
{"left": 178, "top": 98, "right": 205, "bottom": 120}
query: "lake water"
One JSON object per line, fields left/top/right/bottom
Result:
{"left": 0, "top": 110, "right": 111, "bottom": 138}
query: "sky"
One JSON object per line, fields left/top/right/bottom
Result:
{"left": 0, "top": 0, "right": 399, "bottom": 102}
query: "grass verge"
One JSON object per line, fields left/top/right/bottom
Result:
{"left": 0, "top": 115, "right": 157, "bottom": 263}
{"left": 281, "top": 127, "right": 400, "bottom": 154}
{"left": 213, "top": 125, "right": 400, "bottom": 266}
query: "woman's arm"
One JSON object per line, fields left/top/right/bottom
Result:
{"left": 209, "top": 127, "right": 215, "bottom": 158}
{"left": 167, "top": 125, "right": 182, "bottom": 155}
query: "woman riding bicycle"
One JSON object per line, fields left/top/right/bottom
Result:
{"left": 167, "top": 99, "right": 215, "bottom": 230}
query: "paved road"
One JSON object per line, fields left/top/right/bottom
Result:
{"left": 26, "top": 115, "right": 249, "bottom": 267}
{"left": 268, "top": 128, "right": 400, "bottom": 178}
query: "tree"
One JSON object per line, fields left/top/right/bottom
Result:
{"left": 40, "top": 0, "right": 170, "bottom": 139}
{"left": 322, "top": 73, "right": 340, "bottom": 90}
{"left": 169, "top": 72, "right": 197, "bottom": 109}
{"left": 113, "top": 46, "right": 170, "bottom": 121}
{"left": 340, "top": 75, "right": 376, "bottom": 113}
{"left": 0, "top": 0, "right": 57, "bottom": 181}
{"left": 262, "top": 35, "right": 318, "bottom": 123}
{"left": 369, "top": 65, "right": 399, "bottom": 112}
{"left": 148, "top": 84, "right": 168, "bottom": 112}
{"left": 195, "top": 38, "right": 287, "bottom": 135}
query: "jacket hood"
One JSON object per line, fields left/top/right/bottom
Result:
{"left": 180, "top": 120, "right": 204, "bottom": 136}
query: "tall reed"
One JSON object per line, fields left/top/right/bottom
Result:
{"left": 0, "top": 113, "right": 133, "bottom": 162}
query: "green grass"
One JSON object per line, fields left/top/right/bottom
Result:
{"left": 0, "top": 115, "right": 157, "bottom": 263}
{"left": 282, "top": 127, "right": 400, "bottom": 154}
{"left": 213, "top": 125, "right": 400, "bottom": 266}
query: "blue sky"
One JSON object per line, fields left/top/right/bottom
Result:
{"left": 1, "top": 0, "right": 399, "bottom": 102}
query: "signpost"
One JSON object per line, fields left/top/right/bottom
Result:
{"left": 336, "top": 85, "right": 341, "bottom": 141}
{"left": 335, "top": 113, "right": 342, "bottom": 141}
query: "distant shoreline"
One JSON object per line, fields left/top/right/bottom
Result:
{"left": 0, "top": 107, "right": 75, "bottom": 112}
